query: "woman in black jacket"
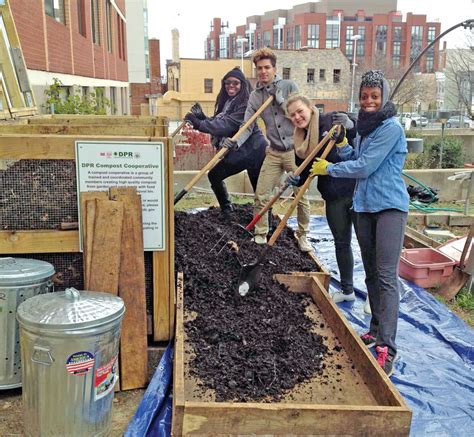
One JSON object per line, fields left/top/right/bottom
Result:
{"left": 285, "top": 93, "right": 358, "bottom": 303}
{"left": 184, "top": 67, "right": 267, "bottom": 218}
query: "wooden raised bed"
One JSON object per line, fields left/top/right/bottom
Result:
{"left": 173, "top": 272, "right": 411, "bottom": 436}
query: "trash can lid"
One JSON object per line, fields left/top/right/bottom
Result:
{"left": 0, "top": 257, "right": 55, "bottom": 286}
{"left": 17, "top": 288, "right": 125, "bottom": 331}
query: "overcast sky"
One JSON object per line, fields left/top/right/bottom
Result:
{"left": 148, "top": 0, "right": 474, "bottom": 68}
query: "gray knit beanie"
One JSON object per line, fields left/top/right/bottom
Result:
{"left": 359, "top": 70, "right": 390, "bottom": 107}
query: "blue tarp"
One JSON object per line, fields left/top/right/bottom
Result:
{"left": 127, "top": 215, "right": 474, "bottom": 436}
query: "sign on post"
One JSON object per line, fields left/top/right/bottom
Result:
{"left": 75, "top": 141, "right": 166, "bottom": 251}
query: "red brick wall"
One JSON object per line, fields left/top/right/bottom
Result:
{"left": 149, "top": 39, "right": 161, "bottom": 94}
{"left": 10, "top": 0, "right": 127, "bottom": 81}
{"left": 9, "top": 0, "right": 47, "bottom": 70}
{"left": 130, "top": 83, "right": 151, "bottom": 115}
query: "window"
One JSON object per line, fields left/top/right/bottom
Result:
{"left": 263, "top": 31, "right": 271, "bottom": 47}
{"left": 427, "top": 26, "right": 436, "bottom": 43}
{"left": 285, "top": 28, "right": 293, "bottom": 49}
{"left": 295, "top": 25, "right": 301, "bottom": 49}
{"left": 393, "top": 41, "right": 401, "bottom": 68}
{"left": 307, "top": 68, "right": 315, "bottom": 84}
{"left": 106, "top": 1, "right": 113, "bottom": 52}
{"left": 77, "top": 0, "right": 86, "bottom": 36}
{"left": 219, "top": 35, "right": 228, "bottom": 58}
{"left": 117, "top": 16, "right": 126, "bottom": 59}
{"left": 209, "top": 40, "right": 215, "bottom": 58}
{"left": 204, "top": 79, "right": 213, "bottom": 93}
{"left": 426, "top": 53, "right": 434, "bottom": 72}
{"left": 356, "top": 26, "right": 365, "bottom": 56}
{"left": 376, "top": 25, "right": 387, "bottom": 55}
{"left": 91, "top": 0, "right": 100, "bottom": 45}
{"left": 319, "top": 69, "right": 326, "bottom": 81}
{"left": 333, "top": 69, "right": 341, "bottom": 83}
{"left": 307, "top": 24, "right": 319, "bottom": 48}
{"left": 326, "top": 18, "right": 340, "bottom": 48}
{"left": 345, "top": 25, "right": 354, "bottom": 58}
{"left": 393, "top": 26, "right": 402, "bottom": 42}
{"left": 410, "top": 25, "right": 423, "bottom": 66}
{"left": 256, "top": 33, "right": 262, "bottom": 49}
{"left": 273, "top": 28, "right": 283, "bottom": 49}
{"left": 45, "top": 0, "right": 65, "bottom": 24}
{"left": 282, "top": 68, "right": 291, "bottom": 80}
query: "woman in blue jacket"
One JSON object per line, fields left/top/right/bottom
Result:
{"left": 184, "top": 68, "right": 267, "bottom": 218}
{"left": 310, "top": 70, "right": 409, "bottom": 376}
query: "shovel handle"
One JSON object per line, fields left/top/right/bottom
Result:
{"left": 245, "top": 127, "right": 339, "bottom": 230}
{"left": 170, "top": 121, "right": 187, "bottom": 138}
{"left": 267, "top": 137, "right": 337, "bottom": 247}
{"left": 174, "top": 96, "right": 274, "bottom": 205}
{"left": 459, "top": 222, "right": 474, "bottom": 270}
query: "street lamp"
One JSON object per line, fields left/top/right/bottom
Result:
{"left": 237, "top": 37, "right": 248, "bottom": 71}
{"left": 349, "top": 34, "right": 361, "bottom": 113}
{"left": 438, "top": 110, "right": 451, "bottom": 168}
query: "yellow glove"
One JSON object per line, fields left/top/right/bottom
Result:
{"left": 328, "top": 125, "right": 347, "bottom": 147}
{"left": 310, "top": 158, "right": 331, "bottom": 176}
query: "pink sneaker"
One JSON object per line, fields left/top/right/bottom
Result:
{"left": 360, "top": 332, "right": 376, "bottom": 348}
{"left": 376, "top": 346, "right": 397, "bottom": 376}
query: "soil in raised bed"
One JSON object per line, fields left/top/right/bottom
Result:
{"left": 175, "top": 204, "right": 329, "bottom": 402}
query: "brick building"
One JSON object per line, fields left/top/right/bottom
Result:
{"left": 10, "top": 0, "right": 129, "bottom": 114}
{"left": 205, "top": 1, "right": 442, "bottom": 75}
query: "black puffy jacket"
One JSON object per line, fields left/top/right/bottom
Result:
{"left": 296, "top": 111, "right": 356, "bottom": 202}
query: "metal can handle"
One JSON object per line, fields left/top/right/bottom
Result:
{"left": 46, "top": 280, "right": 55, "bottom": 293}
{"left": 32, "top": 345, "right": 54, "bottom": 365}
{"left": 65, "top": 287, "right": 81, "bottom": 300}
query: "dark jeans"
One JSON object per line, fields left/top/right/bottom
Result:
{"left": 355, "top": 209, "right": 407, "bottom": 356}
{"left": 208, "top": 143, "right": 266, "bottom": 193}
{"left": 325, "top": 196, "right": 355, "bottom": 295}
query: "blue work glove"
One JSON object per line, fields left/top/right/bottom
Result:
{"left": 221, "top": 138, "right": 238, "bottom": 150}
{"left": 184, "top": 112, "right": 201, "bottom": 129}
{"left": 332, "top": 112, "right": 354, "bottom": 130}
{"left": 285, "top": 172, "right": 300, "bottom": 186}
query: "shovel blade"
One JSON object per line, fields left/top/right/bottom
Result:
{"left": 237, "top": 262, "right": 264, "bottom": 296}
{"left": 436, "top": 268, "right": 469, "bottom": 300}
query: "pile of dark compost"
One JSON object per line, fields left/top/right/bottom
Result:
{"left": 175, "top": 204, "right": 329, "bottom": 402}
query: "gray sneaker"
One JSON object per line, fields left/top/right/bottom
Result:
{"left": 252, "top": 234, "right": 267, "bottom": 245}
{"left": 330, "top": 290, "right": 355, "bottom": 303}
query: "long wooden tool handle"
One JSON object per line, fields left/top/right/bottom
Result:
{"left": 459, "top": 222, "right": 474, "bottom": 270}
{"left": 246, "top": 128, "right": 337, "bottom": 230}
{"left": 267, "top": 137, "right": 337, "bottom": 247}
{"left": 174, "top": 96, "right": 273, "bottom": 205}
{"left": 170, "top": 121, "right": 186, "bottom": 138}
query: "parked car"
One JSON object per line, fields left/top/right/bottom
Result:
{"left": 399, "top": 112, "right": 428, "bottom": 128}
{"left": 445, "top": 115, "right": 473, "bottom": 128}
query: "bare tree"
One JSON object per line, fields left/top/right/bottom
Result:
{"left": 355, "top": 53, "right": 431, "bottom": 111}
{"left": 444, "top": 34, "right": 474, "bottom": 117}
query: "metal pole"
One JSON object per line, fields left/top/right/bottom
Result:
{"left": 439, "top": 122, "right": 445, "bottom": 168}
{"left": 390, "top": 19, "right": 474, "bottom": 100}
{"left": 349, "top": 41, "right": 357, "bottom": 112}
{"left": 465, "top": 172, "right": 473, "bottom": 216}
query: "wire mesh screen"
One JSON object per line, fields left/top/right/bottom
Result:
{"left": 0, "top": 159, "right": 78, "bottom": 230}
{"left": 3, "top": 252, "right": 155, "bottom": 315}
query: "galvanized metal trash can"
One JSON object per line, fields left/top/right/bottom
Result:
{"left": 0, "top": 257, "right": 54, "bottom": 390}
{"left": 17, "top": 287, "right": 125, "bottom": 437}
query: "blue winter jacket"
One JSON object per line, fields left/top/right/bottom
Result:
{"left": 327, "top": 117, "right": 409, "bottom": 213}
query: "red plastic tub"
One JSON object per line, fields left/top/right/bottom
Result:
{"left": 399, "top": 248, "right": 457, "bottom": 288}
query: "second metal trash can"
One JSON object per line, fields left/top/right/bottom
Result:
{"left": 17, "top": 287, "right": 125, "bottom": 437}
{"left": 0, "top": 257, "right": 54, "bottom": 390}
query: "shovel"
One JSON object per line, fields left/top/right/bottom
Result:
{"left": 244, "top": 129, "right": 335, "bottom": 231}
{"left": 436, "top": 222, "right": 474, "bottom": 300}
{"left": 237, "top": 136, "right": 337, "bottom": 296}
{"left": 174, "top": 95, "right": 274, "bottom": 205}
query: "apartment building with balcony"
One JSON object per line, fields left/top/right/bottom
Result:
{"left": 205, "top": 1, "right": 441, "bottom": 75}
{"left": 10, "top": 0, "right": 129, "bottom": 114}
